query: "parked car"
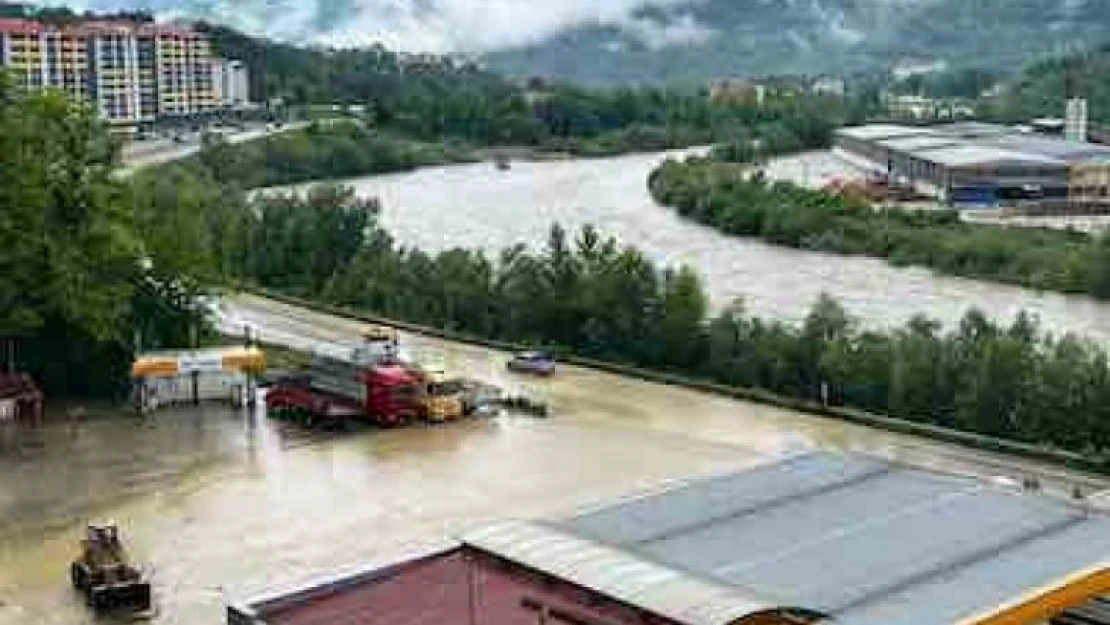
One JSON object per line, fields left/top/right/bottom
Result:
{"left": 507, "top": 351, "right": 556, "bottom": 376}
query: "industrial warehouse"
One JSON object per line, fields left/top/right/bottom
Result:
{"left": 834, "top": 122, "right": 1110, "bottom": 209}
{"left": 227, "top": 453, "right": 1110, "bottom": 625}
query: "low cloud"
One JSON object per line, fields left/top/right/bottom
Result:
{"left": 49, "top": 0, "right": 708, "bottom": 53}
{"left": 625, "top": 13, "right": 715, "bottom": 50}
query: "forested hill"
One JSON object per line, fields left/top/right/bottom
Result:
{"left": 484, "top": 0, "right": 1110, "bottom": 86}
{"left": 195, "top": 23, "right": 515, "bottom": 107}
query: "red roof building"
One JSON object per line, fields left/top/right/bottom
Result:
{"left": 228, "top": 453, "right": 1110, "bottom": 625}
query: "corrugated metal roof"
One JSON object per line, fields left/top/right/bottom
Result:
{"left": 461, "top": 521, "right": 824, "bottom": 625}
{"left": 910, "top": 145, "right": 1066, "bottom": 167}
{"left": 931, "top": 122, "right": 1016, "bottom": 139}
{"left": 877, "top": 135, "right": 963, "bottom": 153}
{"left": 836, "top": 125, "right": 938, "bottom": 141}
{"left": 495, "top": 452, "right": 1110, "bottom": 625}
{"left": 985, "top": 135, "right": 1110, "bottom": 162}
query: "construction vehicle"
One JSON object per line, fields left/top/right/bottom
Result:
{"left": 416, "top": 362, "right": 466, "bottom": 422}
{"left": 265, "top": 334, "right": 424, "bottom": 428}
{"left": 70, "top": 523, "right": 152, "bottom": 615}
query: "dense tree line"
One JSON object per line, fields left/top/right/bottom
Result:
{"left": 184, "top": 92, "right": 851, "bottom": 189}
{"left": 982, "top": 44, "right": 1110, "bottom": 125}
{"left": 199, "top": 23, "right": 862, "bottom": 158}
{"left": 179, "top": 179, "right": 1110, "bottom": 460}
{"left": 0, "top": 76, "right": 205, "bottom": 396}
{"left": 650, "top": 159, "right": 1110, "bottom": 299}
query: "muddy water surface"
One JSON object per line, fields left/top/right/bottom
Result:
{"left": 1, "top": 293, "right": 1105, "bottom": 624}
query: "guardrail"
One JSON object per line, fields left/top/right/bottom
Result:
{"left": 241, "top": 287, "right": 1109, "bottom": 476}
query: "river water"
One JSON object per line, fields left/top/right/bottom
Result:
{"left": 2, "top": 293, "right": 1104, "bottom": 624}
{"left": 324, "top": 150, "right": 1110, "bottom": 343}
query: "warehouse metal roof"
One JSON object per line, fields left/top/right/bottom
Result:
{"left": 984, "top": 134, "right": 1110, "bottom": 162}
{"left": 931, "top": 122, "right": 1016, "bottom": 139}
{"left": 877, "top": 135, "right": 963, "bottom": 153}
{"left": 910, "top": 144, "right": 1066, "bottom": 168}
{"left": 465, "top": 453, "right": 1110, "bottom": 625}
{"left": 463, "top": 522, "right": 825, "bottom": 625}
{"left": 836, "top": 125, "right": 939, "bottom": 141}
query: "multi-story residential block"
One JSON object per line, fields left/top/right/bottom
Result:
{"left": 0, "top": 17, "right": 243, "bottom": 127}
{"left": 212, "top": 58, "right": 250, "bottom": 107}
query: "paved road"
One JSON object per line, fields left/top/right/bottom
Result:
{"left": 118, "top": 123, "right": 308, "bottom": 176}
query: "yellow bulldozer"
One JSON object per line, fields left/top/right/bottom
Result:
{"left": 70, "top": 523, "right": 152, "bottom": 615}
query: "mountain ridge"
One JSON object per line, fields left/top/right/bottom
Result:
{"left": 484, "top": 0, "right": 1110, "bottom": 85}
{"left": 11, "top": 0, "right": 1110, "bottom": 86}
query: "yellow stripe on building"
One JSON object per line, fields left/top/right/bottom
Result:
{"left": 957, "top": 564, "right": 1110, "bottom": 625}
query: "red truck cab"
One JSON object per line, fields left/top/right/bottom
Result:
{"left": 265, "top": 344, "right": 426, "bottom": 428}
{"left": 361, "top": 364, "right": 424, "bottom": 427}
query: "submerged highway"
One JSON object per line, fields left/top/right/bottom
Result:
{"left": 0, "top": 293, "right": 1106, "bottom": 625}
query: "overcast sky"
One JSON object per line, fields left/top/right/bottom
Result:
{"left": 31, "top": 0, "right": 707, "bottom": 52}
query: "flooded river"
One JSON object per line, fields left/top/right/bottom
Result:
{"left": 326, "top": 150, "right": 1110, "bottom": 342}
{"left": 2, "top": 293, "right": 1103, "bottom": 624}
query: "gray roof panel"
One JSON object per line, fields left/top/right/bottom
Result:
{"left": 986, "top": 135, "right": 1110, "bottom": 161}
{"left": 836, "top": 125, "right": 939, "bottom": 141}
{"left": 635, "top": 468, "right": 971, "bottom": 582}
{"left": 909, "top": 145, "right": 1066, "bottom": 167}
{"left": 837, "top": 517, "right": 1110, "bottom": 625}
{"left": 566, "top": 453, "right": 888, "bottom": 547}
{"left": 537, "top": 453, "right": 1110, "bottom": 625}
{"left": 717, "top": 485, "right": 1078, "bottom": 612}
{"left": 460, "top": 521, "right": 823, "bottom": 625}
{"left": 879, "top": 135, "right": 963, "bottom": 153}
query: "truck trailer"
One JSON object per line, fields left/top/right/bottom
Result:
{"left": 265, "top": 338, "right": 425, "bottom": 428}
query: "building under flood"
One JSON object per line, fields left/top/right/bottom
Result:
{"left": 227, "top": 452, "right": 1110, "bottom": 625}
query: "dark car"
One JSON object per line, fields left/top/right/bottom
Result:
{"left": 507, "top": 351, "right": 556, "bottom": 376}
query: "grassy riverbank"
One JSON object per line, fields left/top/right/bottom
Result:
{"left": 649, "top": 158, "right": 1110, "bottom": 299}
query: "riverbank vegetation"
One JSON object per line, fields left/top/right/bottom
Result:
{"left": 219, "top": 185, "right": 1110, "bottom": 460}
{"left": 11, "top": 69, "right": 1110, "bottom": 461}
{"left": 190, "top": 20, "right": 864, "bottom": 171}
{"left": 649, "top": 159, "right": 1110, "bottom": 299}
{"left": 190, "top": 122, "right": 478, "bottom": 188}
{"left": 141, "top": 127, "right": 1110, "bottom": 461}
{"left": 189, "top": 92, "right": 852, "bottom": 190}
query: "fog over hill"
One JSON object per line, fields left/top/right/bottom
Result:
{"left": 29, "top": 0, "right": 1110, "bottom": 84}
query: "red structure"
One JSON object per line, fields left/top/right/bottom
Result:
{"left": 230, "top": 547, "right": 682, "bottom": 625}
{"left": 229, "top": 453, "right": 1110, "bottom": 625}
{"left": 0, "top": 373, "right": 43, "bottom": 425}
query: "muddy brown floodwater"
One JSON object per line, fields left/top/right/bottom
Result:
{"left": 1, "top": 292, "right": 1106, "bottom": 625}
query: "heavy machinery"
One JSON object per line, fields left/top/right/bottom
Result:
{"left": 417, "top": 363, "right": 466, "bottom": 423}
{"left": 70, "top": 523, "right": 152, "bottom": 615}
{"left": 265, "top": 333, "right": 425, "bottom": 428}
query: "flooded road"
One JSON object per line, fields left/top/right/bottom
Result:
{"left": 326, "top": 150, "right": 1110, "bottom": 342}
{"left": 2, "top": 292, "right": 1107, "bottom": 624}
